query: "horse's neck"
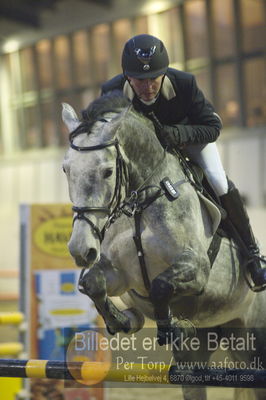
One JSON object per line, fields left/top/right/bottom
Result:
{"left": 117, "top": 116, "right": 185, "bottom": 188}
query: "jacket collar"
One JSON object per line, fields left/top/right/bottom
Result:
{"left": 160, "top": 75, "right": 176, "bottom": 100}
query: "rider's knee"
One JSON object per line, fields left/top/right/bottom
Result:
{"left": 204, "top": 168, "right": 228, "bottom": 197}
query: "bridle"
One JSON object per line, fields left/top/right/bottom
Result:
{"left": 70, "top": 127, "right": 129, "bottom": 243}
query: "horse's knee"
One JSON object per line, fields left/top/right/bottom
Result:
{"left": 79, "top": 267, "right": 106, "bottom": 300}
{"left": 150, "top": 276, "right": 175, "bottom": 305}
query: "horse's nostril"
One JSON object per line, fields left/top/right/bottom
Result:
{"left": 74, "top": 256, "right": 87, "bottom": 267}
{"left": 86, "top": 248, "right": 97, "bottom": 263}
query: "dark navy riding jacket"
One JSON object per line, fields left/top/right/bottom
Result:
{"left": 101, "top": 68, "right": 222, "bottom": 146}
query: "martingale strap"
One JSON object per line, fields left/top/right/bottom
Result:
{"left": 160, "top": 177, "right": 187, "bottom": 201}
{"left": 133, "top": 212, "right": 151, "bottom": 292}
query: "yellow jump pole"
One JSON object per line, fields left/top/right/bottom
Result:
{"left": 0, "top": 359, "right": 266, "bottom": 388}
{"left": 0, "top": 343, "right": 24, "bottom": 356}
{"left": 0, "top": 312, "right": 24, "bottom": 325}
{"left": 0, "top": 359, "right": 169, "bottom": 383}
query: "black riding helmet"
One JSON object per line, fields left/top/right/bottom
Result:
{"left": 122, "top": 34, "right": 169, "bottom": 79}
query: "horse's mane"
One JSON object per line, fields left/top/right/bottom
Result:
{"left": 82, "top": 90, "right": 130, "bottom": 121}
{"left": 70, "top": 90, "right": 130, "bottom": 140}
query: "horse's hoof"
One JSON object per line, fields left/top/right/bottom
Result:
{"left": 105, "top": 308, "right": 145, "bottom": 335}
{"left": 157, "top": 318, "right": 196, "bottom": 346}
{"left": 106, "top": 325, "right": 117, "bottom": 335}
{"left": 122, "top": 307, "right": 145, "bottom": 333}
{"left": 157, "top": 325, "right": 182, "bottom": 346}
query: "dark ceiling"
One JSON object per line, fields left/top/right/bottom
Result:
{"left": 0, "top": 0, "right": 57, "bottom": 28}
{"left": 0, "top": 0, "right": 111, "bottom": 29}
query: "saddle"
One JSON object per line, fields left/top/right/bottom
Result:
{"left": 173, "top": 154, "right": 228, "bottom": 266}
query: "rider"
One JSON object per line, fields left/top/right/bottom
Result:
{"left": 101, "top": 34, "right": 266, "bottom": 292}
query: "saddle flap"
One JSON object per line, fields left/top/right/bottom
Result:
{"left": 197, "top": 192, "right": 221, "bottom": 235}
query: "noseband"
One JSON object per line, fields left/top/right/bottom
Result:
{"left": 70, "top": 131, "right": 128, "bottom": 242}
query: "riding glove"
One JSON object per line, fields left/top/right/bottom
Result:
{"left": 146, "top": 112, "right": 182, "bottom": 150}
{"left": 147, "top": 111, "right": 220, "bottom": 150}
{"left": 162, "top": 125, "right": 182, "bottom": 149}
{"left": 161, "top": 122, "right": 221, "bottom": 149}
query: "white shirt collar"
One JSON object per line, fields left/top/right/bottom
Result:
{"left": 123, "top": 75, "right": 176, "bottom": 102}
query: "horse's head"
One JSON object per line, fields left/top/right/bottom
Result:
{"left": 63, "top": 92, "right": 168, "bottom": 269}
{"left": 62, "top": 95, "right": 129, "bottom": 267}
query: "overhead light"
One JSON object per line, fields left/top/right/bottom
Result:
{"left": 2, "top": 39, "right": 20, "bottom": 53}
{"left": 142, "top": 1, "right": 171, "bottom": 14}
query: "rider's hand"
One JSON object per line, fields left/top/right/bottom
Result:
{"left": 145, "top": 112, "right": 184, "bottom": 150}
{"left": 162, "top": 125, "right": 182, "bottom": 149}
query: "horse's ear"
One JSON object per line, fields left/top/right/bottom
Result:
{"left": 62, "top": 103, "right": 81, "bottom": 132}
{"left": 106, "top": 107, "right": 129, "bottom": 136}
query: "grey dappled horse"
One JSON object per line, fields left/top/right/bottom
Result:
{"left": 62, "top": 92, "right": 266, "bottom": 400}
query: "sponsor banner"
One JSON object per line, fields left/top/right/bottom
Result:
{"left": 30, "top": 204, "right": 75, "bottom": 269}
{"left": 20, "top": 204, "right": 105, "bottom": 399}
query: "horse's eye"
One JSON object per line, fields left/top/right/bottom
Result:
{"left": 103, "top": 168, "right": 113, "bottom": 179}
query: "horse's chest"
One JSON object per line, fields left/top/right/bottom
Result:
{"left": 105, "top": 225, "right": 173, "bottom": 290}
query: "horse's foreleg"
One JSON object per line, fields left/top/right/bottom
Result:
{"left": 79, "top": 255, "right": 144, "bottom": 334}
{"left": 150, "top": 248, "right": 209, "bottom": 345}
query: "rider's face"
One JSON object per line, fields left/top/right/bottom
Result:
{"left": 127, "top": 75, "right": 164, "bottom": 102}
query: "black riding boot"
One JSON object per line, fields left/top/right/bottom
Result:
{"left": 220, "top": 182, "right": 266, "bottom": 292}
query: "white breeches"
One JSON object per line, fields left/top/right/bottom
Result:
{"left": 184, "top": 142, "right": 228, "bottom": 197}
